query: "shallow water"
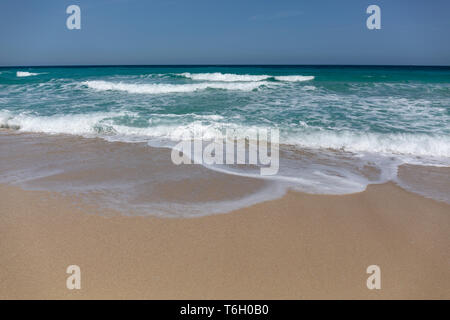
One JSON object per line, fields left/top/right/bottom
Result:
{"left": 0, "top": 66, "right": 449, "bottom": 214}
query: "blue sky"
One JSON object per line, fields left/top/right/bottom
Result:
{"left": 0, "top": 0, "right": 449, "bottom": 66}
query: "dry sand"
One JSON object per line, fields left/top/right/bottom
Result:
{"left": 0, "top": 182, "right": 449, "bottom": 299}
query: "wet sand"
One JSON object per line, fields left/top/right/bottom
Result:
{"left": 1, "top": 182, "right": 449, "bottom": 299}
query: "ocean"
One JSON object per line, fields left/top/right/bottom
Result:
{"left": 0, "top": 65, "right": 449, "bottom": 216}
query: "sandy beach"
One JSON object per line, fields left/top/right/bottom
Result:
{"left": 1, "top": 181, "right": 449, "bottom": 299}
{"left": 1, "top": 0, "right": 450, "bottom": 302}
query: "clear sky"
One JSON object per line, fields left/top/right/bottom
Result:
{"left": 0, "top": 0, "right": 449, "bottom": 66}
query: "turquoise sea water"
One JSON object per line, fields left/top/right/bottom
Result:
{"left": 0, "top": 66, "right": 449, "bottom": 211}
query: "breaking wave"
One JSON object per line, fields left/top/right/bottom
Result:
{"left": 179, "top": 72, "right": 271, "bottom": 82}
{"left": 274, "top": 75, "right": 315, "bottom": 82}
{"left": 2, "top": 110, "right": 449, "bottom": 160}
{"left": 288, "top": 130, "right": 450, "bottom": 159}
{"left": 179, "top": 72, "right": 314, "bottom": 82}
{"left": 16, "top": 71, "right": 41, "bottom": 77}
{"left": 82, "top": 80, "right": 268, "bottom": 94}
{"left": 1, "top": 66, "right": 449, "bottom": 210}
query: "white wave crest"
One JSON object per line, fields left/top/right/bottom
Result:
{"left": 0, "top": 110, "right": 12, "bottom": 128}
{"left": 16, "top": 71, "right": 40, "bottom": 77}
{"left": 2, "top": 110, "right": 450, "bottom": 159}
{"left": 274, "top": 75, "right": 314, "bottom": 82}
{"left": 0, "top": 112, "right": 125, "bottom": 135}
{"left": 179, "top": 72, "right": 315, "bottom": 82}
{"left": 289, "top": 131, "right": 450, "bottom": 158}
{"left": 82, "top": 80, "right": 267, "bottom": 94}
{"left": 180, "top": 72, "right": 271, "bottom": 82}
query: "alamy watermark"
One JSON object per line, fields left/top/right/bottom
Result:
{"left": 366, "top": 265, "right": 381, "bottom": 290}
{"left": 65, "top": 5, "right": 381, "bottom": 31}
{"left": 171, "top": 128, "right": 279, "bottom": 176}
{"left": 66, "top": 5, "right": 81, "bottom": 30}
{"left": 66, "top": 265, "right": 81, "bottom": 290}
{"left": 366, "top": 5, "right": 381, "bottom": 30}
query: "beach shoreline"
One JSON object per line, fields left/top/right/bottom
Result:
{"left": 1, "top": 64, "right": 449, "bottom": 299}
{"left": 1, "top": 182, "right": 449, "bottom": 299}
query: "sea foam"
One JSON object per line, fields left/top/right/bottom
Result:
{"left": 0, "top": 112, "right": 126, "bottom": 135}
{"left": 180, "top": 72, "right": 271, "bottom": 82}
{"left": 287, "top": 131, "right": 450, "bottom": 158}
{"left": 16, "top": 71, "right": 40, "bottom": 77}
{"left": 274, "top": 75, "right": 315, "bottom": 82}
{"left": 179, "top": 72, "right": 314, "bottom": 82}
{"left": 83, "top": 80, "right": 268, "bottom": 94}
{"left": 1, "top": 66, "right": 449, "bottom": 209}
{"left": 2, "top": 109, "right": 450, "bottom": 159}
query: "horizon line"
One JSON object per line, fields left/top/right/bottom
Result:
{"left": 1, "top": 64, "right": 450, "bottom": 68}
